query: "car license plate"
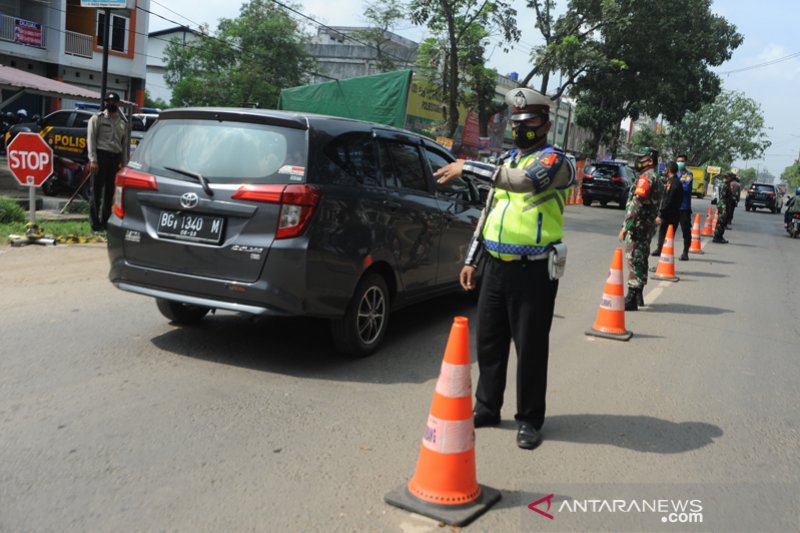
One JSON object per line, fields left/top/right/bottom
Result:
{"left": 156, "top": 211, "right": 224, "bottom": 244}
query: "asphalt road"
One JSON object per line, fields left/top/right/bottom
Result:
{"left": 1, "top": 199, "right": 798, "bottom": 532}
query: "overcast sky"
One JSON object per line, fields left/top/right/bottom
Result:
{"left": 146, "top": 0, "right": 800, "bottom": 177}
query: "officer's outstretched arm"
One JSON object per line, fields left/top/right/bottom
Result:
{"left": 462, "top": 151, "right": 575, "bottom": 194}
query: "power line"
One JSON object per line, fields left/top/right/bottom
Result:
{"left": 717, "top": 51, "right": 800, "bottom": 75}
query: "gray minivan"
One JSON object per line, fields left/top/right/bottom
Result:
{"left": 107, "top": 108, "right": 484, "bottom": 356}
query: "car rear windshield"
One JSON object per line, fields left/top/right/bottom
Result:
{"left": 592, "top": 164, "right": 622, "bottom": 178}
{"left": 129, "top": 118, "right": 308, "bottom": 184}
{"left": 752, "top": 184, "right": 775, "bottom": 192}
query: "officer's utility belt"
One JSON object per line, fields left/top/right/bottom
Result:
{"left": 487, "top": 243, "right": 568, "bottom": 281}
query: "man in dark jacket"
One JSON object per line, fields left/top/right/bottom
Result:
{"left": 676, "top": 155, "right": 693, "bottom": 260}
{"left": 651, "top": 161, "right": 683, "bottom": 257}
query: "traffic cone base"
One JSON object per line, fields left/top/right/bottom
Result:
{"left": 652, "top": 225, "right": 680, "bottom": 282}
{"left": 385, "top": 316, "right": 500, "bottom": 527}
{"left": 585, "top": 247, "right": 633, "bottom": 341}
{"left": 384, "top": 484, "right": 502, "bottom": 527}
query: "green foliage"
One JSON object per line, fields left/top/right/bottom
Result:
{"left": 1, "top": 220, "right": 95, "bottom": 242}
{"left": 569, "top": 0, "right": 742, "bottom": 157}
{"left": 665, "top": 91, "right": 771, "bottom": 167}
{"left": 631, "top": 127, "right": 667, "bottom": 157}
{"left": 143, "top": 90, "right": 168, "bottom": 110}
{"left": 0, "top": 196, "right": 26, "bottom": 224}
{"left": 781, "top": 161, "right": 800, "bottom": 190}
{"left": 355, "top": 0, "right": 408, "bottom": 73}
{"left": 409, "top": 0, "right": 519, "bottom": 137}
{"left": 164, "top": 0, "right": 316, "bottom": 108}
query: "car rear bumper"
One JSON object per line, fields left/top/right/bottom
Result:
{"left": 582, "top": 183, "right": 626, "bottom": 201}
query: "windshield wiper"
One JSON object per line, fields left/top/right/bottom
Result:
{"left": 164, "top": 166, "right": 214, "bottom": 197}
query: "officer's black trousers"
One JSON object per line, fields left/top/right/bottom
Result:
{"left": 475, "top": 256, "right": 559, "bottom": 430}
{"left": 678, "top": 210, "right": 692, "bottom": 253}
{"left": 654, "top": 214, "right": 681, "bottom": 255}
{"left": 90, "top": 149, "right": 122, "bottom": 230}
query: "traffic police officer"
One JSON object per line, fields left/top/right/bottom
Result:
{"left": 87, "top": 91, "right": 128, "bottom": 230}
{"left": 434, "top": 87, "right": 575, "bottom": 450}
{"left": 618, "top": 148, "right": 661, "bottom": 311}
{"left": 713, "top": 173, "right": 733, "bottom": 243}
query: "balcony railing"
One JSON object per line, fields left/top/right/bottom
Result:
{"left": 0, "top": 13, "right": 47, "bottom": 48}
{"left": 65, "top": 30, "right": 93, "bottom": 58}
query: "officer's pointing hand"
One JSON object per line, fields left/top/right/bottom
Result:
{"left": 618, "top": 228, "right": 627, "bottom": 242}
{"left": 460, "top": 265, "right": 476, "bottom": 291}
{"left": 434, "top": 160, "right": 465, "bottom": 184}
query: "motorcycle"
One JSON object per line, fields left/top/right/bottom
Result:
{"left": 42, "top": 155, "right": 92, "bottom": 200}
{"left": 787, "top": 213, "right": 800, "bottom": 238}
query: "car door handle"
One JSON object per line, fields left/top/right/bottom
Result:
{"left": 383, "top": 200, "right": 401, "bottom": 211}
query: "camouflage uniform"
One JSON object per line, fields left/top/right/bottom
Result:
{"left": 622, "top": 169, "right": 661, "bottom": 289}
{"left": 714, "top": 177, "right": 733, "bottom": 240}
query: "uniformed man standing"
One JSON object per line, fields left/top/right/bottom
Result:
{"left": 87, "top": 91, "right": 128, "bottom": 231}
{"left": 434, "top": 88, "right": 575, "bottom": 450}
{"left": 618, "top": 148, "right": 661, "bottom": 311}
{"left": 713, "top": 173, "right": 733, "bottom": 243}
{"left": 726, "top": 174, "right": 741, "bottom": 227}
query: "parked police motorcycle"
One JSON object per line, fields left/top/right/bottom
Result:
{"left": 41, "top": 154, "right": 91, "bottom": 200}
{"left": 787, "top": 213, "right": 800, "bottom": 238}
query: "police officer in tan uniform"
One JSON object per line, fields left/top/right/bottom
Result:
{"left": 87, "top": 91, "right": 128, "bottom": 230}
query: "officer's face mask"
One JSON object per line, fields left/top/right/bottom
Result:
{"left": 105, "top": 103, "right": 118, "bottom": 113}
{"left": 635, "top": 157, "right": 651, "bottom": 172}
{"left": 677, "top": 161, "right": 686, "bottom": 170}
{"left": 512, "top": 119, "right": 547, "bottom": 150}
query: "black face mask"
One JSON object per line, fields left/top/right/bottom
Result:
{"left": 105, "top": 103, "right": 118, "bottom": 113}
{"left": 513, "top": 123, "right": 545, "bottom": 150}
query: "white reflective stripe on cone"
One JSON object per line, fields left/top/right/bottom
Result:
{"left": 435, "top": 362, "right": 472, "bottom": 398}
{"left": 600, "top": 293, "right": 625, "bottom": 311}
{"left": 422, "top": 415, "right": 475, "bottom": 454}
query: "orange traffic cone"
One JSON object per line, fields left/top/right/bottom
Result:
{"left": 689, "top": 213, "right": 704, "bottom": 254}
{"left": 567, "top": 185, "right": 575, "bottom": 205}
{"left": 585, "top": 248, "right": 632, "bottom": 341}
{"left": 712, "top": 209, "right": 719, "bottom": 233}
{"left": 701, "top": 207, "right": 713, "bottom": 236}
{"left": 576, "top": 183, "right": 584, "bottom": 204}
{"left": 652, "top": 224, "right": 680, "bottom": 282}
{"left": 385, "top": 316, "right": 500, "bottom": 526}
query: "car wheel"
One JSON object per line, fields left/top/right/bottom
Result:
{"left": 330, "top": 272, "right": 390, "bottom": 357}
{"left": 156, "top": 298, "right": 210, "bottom": 324}
{"left": 600, "top": 200, "right": 608, "bottom": 207}
{"left": 582, "top": 197, "right": 592, "bottom": 207}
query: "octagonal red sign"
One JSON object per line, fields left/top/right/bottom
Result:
{"left": 7, "top": 132, "right": 54, "bottom": 187}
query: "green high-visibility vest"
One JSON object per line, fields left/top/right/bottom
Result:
{"left": 482, "top": 149, "right": 567, "bottom": 260}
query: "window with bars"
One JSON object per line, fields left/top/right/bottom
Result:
{"left": 96, "top": 11, "right": 129, "bottom": 53}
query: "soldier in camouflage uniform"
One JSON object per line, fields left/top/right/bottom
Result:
{"left": 713, "top": 173, "right": 733, "bottom": 243}
{"left": 618, "top": 148, "right": 661, "bottom": 311}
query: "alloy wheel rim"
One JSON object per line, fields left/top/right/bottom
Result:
{"left": 356, "top": 286, "right": 386, "bottom": 345}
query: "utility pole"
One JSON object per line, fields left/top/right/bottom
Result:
{"left": 100, "top": 8, "right": 110, "bottom": 105}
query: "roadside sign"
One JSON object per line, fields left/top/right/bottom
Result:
{"left": 80, "top": 0, "right": 134, "bottom": 8}
{"left": 706, "top": 165, "right": 721, "bottom": 175}
{"left": 7, "top": 132, "right": 53, "bottom": 187}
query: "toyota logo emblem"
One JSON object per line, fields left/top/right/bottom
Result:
{"left": 180, "top": 192, "right": 199, "bottom": 209}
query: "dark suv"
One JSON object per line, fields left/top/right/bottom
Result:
{"left": 745, "top": 183, "right": 783, "bottom": 213}
{"left": 580, "top": 161, "right": 636, "bottom": 208}
{"left": 107, "top": 108, "right": 484, "bottom": 356}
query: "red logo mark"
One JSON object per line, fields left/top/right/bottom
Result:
{"left": 528, "top": 493, "right": 555, "bottom": 520}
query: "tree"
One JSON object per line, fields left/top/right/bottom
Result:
{"left": 356, "top": 0, "right": 409, "bottom": 73}
{"left": 665, "top": 91, "right": 771, "bottom": 168}
{"left": 409, "top": 0, "right": 519, "bottom": 137}
{"left": 144, "top": 90, "right": 168, "bottom": 110}
{"left": 571, "top": 0, "right": 742, "bottom": 158}
{"left": 737, "top": 167, "right": 758, "bottom": 189}
{"left": 631, "top": 127, "right": 667, "bottom": 157}
{"left": 163, "top": 0, "right": 316, "bottom": 108}
{"left": 782, "top": 161, "right": 800, "bottom": 191}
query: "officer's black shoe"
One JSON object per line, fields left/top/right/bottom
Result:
{"left": 650, "top": 250, "right": 660, "bottom": 257}
{"left": 712, "top": 237, "right": 728, "bottom": 244}
{"left": 679, "top": 252, "right": 689, "bottom": 261}
{"left": 636, "top": 288, "right": 645, "bottom": 307}
{"left": 473, "top": 410, "right": 500, "bottom": 428}
{"left": 516, "top": 423, "right": 542, "bottom": 450}
{"left": 624, "top": 288, "right": 638, "bottom": 311}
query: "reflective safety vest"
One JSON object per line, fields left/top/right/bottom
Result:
{"left": 482, "top": 147, "right": 567, "bottom": 260}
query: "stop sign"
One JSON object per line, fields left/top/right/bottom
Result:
{"left": 7, "top": 132, "right": 54, "bottom": 187}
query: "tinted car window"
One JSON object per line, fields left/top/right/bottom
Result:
{"left": 753, "top": 184, "right": 774, "bottom": 192}
{"left": 131, "top": 119, "right": 308, "bottom": 183}
{"left": 380, "top": 141, "right": 428, "bottom": 192}
{"left": 321, "top": 132, "right": 379, "bottom": 187}
{"left": 45, "top": 111, "right": 72, "bottom": 128}
{"left": 592, "top": 164, "right": 621, "bottom": 178}
{"left": 74, "top": 112, "right": 92, "bottom": 128}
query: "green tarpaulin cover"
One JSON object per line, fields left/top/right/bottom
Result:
{"left": 278, "top": 70, "right": 412, "bottom": 129}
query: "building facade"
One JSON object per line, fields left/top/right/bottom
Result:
{"left": 0, "top": 0, "right": 149, "bottom": 116}
{"left": 145, "top": 26, "right": 200, "bottom": 106}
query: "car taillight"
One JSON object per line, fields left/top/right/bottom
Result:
{"left": 232, "top": 184, "right": 320, "bottom": 239}
{"left": 582, "top": 173, "right": 593, "bottom": 181}
{"left": 767, "top": 192, "right": 775, "bottom": 197}
{"left": 793, "top": 213, "right": 800, "bottom": 219}
{"left": 611, "top": 176, "right": 623, "bottom": 183}
{"left": 113, "top": 167, "right": 158, "bottom": 219}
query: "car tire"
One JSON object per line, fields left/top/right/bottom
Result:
{"left": 330, "top": 272, "right": 390, "bottom": 357}
{"left": 156, "top": 298, "right": 210, "bottom": 324}
{"left": 583, "top": 197, "right": 592, "bottom": 207}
